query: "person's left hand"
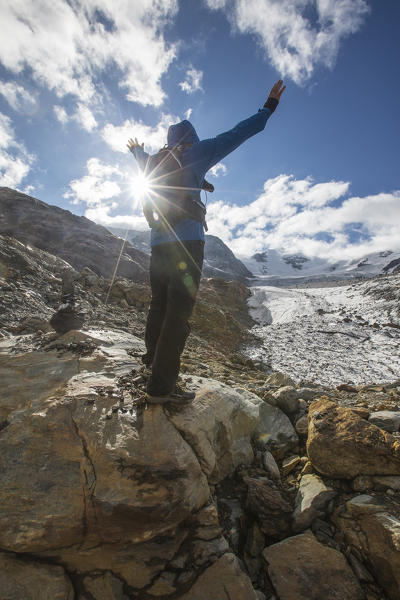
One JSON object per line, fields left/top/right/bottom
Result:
{"left": 268, "top": 80, "right": 286, "bottom": 100}
{"left": 127, "top": 137, "right": 144, "bottom": 152}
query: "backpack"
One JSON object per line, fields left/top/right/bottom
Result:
{"left": 142, "top": 147, "right": 208, "bottom": 230}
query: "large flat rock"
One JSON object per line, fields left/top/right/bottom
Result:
{"left": 263, "top": 530, "right": 364, "bottom": 600}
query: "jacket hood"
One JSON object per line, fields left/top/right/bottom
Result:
{"left": 167, "top": 120, "right": 199, "bottom": 147}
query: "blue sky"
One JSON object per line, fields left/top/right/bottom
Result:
{"left": 0, "top": 0, "right": 399, "bottom": 260}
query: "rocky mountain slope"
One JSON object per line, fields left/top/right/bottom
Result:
{"left": 108, "top": 227, "right": 253, "bottom": 282}
{"left": 1, "top": 187, "right": 400, "bottom": 599}
{"left": 0, "top": 187, "right": 149, "bottom": 281}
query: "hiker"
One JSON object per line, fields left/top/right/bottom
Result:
{"left": 128, "top": 79, "right": 286, "bottom": 405}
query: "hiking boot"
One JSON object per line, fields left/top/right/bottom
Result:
{"left": 146, "top": 386, "right": 195, "bottom": 406}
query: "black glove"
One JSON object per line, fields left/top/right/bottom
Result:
{"left": 263, "top": 96, "right": 279, "bottom": 113}
{"left": 202, "top": 179, "right": 214, "bottom": 193}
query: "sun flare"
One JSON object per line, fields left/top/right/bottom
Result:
{"left": 132, "top": 172, "right": 151, "bottom": 198}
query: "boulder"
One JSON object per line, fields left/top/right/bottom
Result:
{"left": 295, "top": 415, "right": 308, "bottom": 436}
{"left": 81, "top": 572, "right": 129, "bottom": 600}
{"left": 262, "top": 450, "right": 281, "bottom": 481}
{"left": 254, "top": 403, "right": 299, "bottom": 459}
{"left": 178, "top": 553, "right": 258, "bottom": 600}
{"left": 264, "top": 372, "right": 295, "bottom": 387}
{"left": 271, "top": 386, "right": 299, "bottom": 414}
{"left": 333, "top": 495, "right": 400, "bottom": 600}
{"left": 0, "top": 551, "right": 74, "bottom": 599}
{"left": 307, "top": 399, "right": 400, "bottom": 478}
{"left": 368, "top": 410, "right": 400, "bottom": 432}
{"left": 50, "top": 304, "right": 85, "bottom": 333}
{"left": 168, "top": 378, "right": 264, "bottom": 483}
{"left": 292, "top": 474, "right": 337, "bottom": 532}
{"left": 295, "top": 387, "right": 323, "bottom": 401}
{"left": 372, "top": 476, "right": 400, "bottom": 490}
{"left": 245, "top": 477, "right": 292, "bottom": 541}
{"left": 263, "top": 530, "right": 364, "bottom": 600}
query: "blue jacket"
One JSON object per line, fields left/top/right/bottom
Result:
{"left": 133, "top": 107, "right": 273, "bottom": 246}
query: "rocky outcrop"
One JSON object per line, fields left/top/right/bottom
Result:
{"left": 0, "top": 188, "right": 149, "bottom": 281}
{"left": 307, "top": 398, "right": 400, "bottom": 478}
{"left": 1, "top": 328, "right": 301, "bottom": 599}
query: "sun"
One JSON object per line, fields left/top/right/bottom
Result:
{"left": 132, "top": 172, "right": 151, "bottom": 198}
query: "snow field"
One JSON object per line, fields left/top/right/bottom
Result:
{"left": 247, "top": 276, "right": 400, "bottom": 386}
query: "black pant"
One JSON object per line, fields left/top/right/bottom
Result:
{"left": 144, "top": 240, "right": 204, "bottom": 395}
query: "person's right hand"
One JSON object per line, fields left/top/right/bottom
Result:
{"left": 127, "top": 137, "right": 144, "bottom": 152}
{"left": 268, "top": 80, "right": 286, "bottom": 100}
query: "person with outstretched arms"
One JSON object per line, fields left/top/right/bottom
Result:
{"left": 128, "top": 79, "right": 286, "bottom": 405}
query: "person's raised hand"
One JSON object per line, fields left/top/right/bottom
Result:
{"left": 127, "top": 137, "right": 144, "bottom": 152}
{"left": 268, "top": 80, "right": 286, "bottom": 100}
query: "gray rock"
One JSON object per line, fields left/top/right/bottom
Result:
{"left": 271, "top": 386, "right": 299, "bottom": 414}
{"left": 255, "top": 403, "right": 299, "bottom": 459}
{"left": 352, "top": 475, "right": 373, "bottom": 492}
{"left": 295, "top": 415, "right": 309, "bottom": 436}
{"left": 368, "top": 410, "right": 400, "bottom": 432}
{"left": 293, "top": 474, "right": 337, "bottom": 532}
{"left": 296, "top": 387, "right": 323, "bottom": 401}
{"left": 264, "top": 372, "right": 295, "bottom": 387}
{"left": 372, "top": 476, "right": 400, "bottom": 490}
{"left": 262, "top": 450, "right": 281, "bottom": 481}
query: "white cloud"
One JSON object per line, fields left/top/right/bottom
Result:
{"left": 185, "top": 108, "right": 193, "bottom": 120}
{"left": 179, "top": 68, "right": 204, "bottom": 94}
{"left": 209, "top": 162, "right": 228, "bottom": 177}
{"left": 64, "top": 158, "right": 122, "bottom": 205}
{"left": 84, "top": 205, "right": 148, "bottom": 230}
{"left": 0, "top": 0, "right": 178, "bottom": 110}
{"left": 205, "top": 0, "right": 369, "bottom": 84}
{"left": 73, "top": 103, "right": 98, "bottom": 132}
{"left": 54, "top": 105, "right": 69, "bottom": 125}
{"left": 0, "top": 112, "right": 33, "bottom": 188}
{"left": 103, "top": 113, "right": 180, "bottom": 154}
{"left": 206, "top": 173, "right": 400, "bottom": 261}
{"left": 64, "top": 156, "right": 148, "bottom": 230}
{"left": 0, "top": 81, "right": 37, "bottom": 113}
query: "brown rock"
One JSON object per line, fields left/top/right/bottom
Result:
{"left": 263, "top": 530, "right": 364, "bottom": 600}
{"left": 307, "top": 399, "right": 400, "bottom": 478}
{"left": 178, "top": 553, "right": 258, "bottom": 600}
{"left": 82, "top": 572, "right": 129, "bottom": 600}
{"left": 337, "top": 383, "right": 358, "bottom": 392}
{"left": 0, "top": 551, "right": 74, "bottom": 599}
{"left": 0, "top": 377, "right": 209, "bottom": 555}
{"left": 245, "top": 477, "right": 292, "bottom": 540}
{"left": 351, "top": 407, "right": 370, "bottom": 420}
{"left": 333, "top": 495, "right": 400, "bottom": 600}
